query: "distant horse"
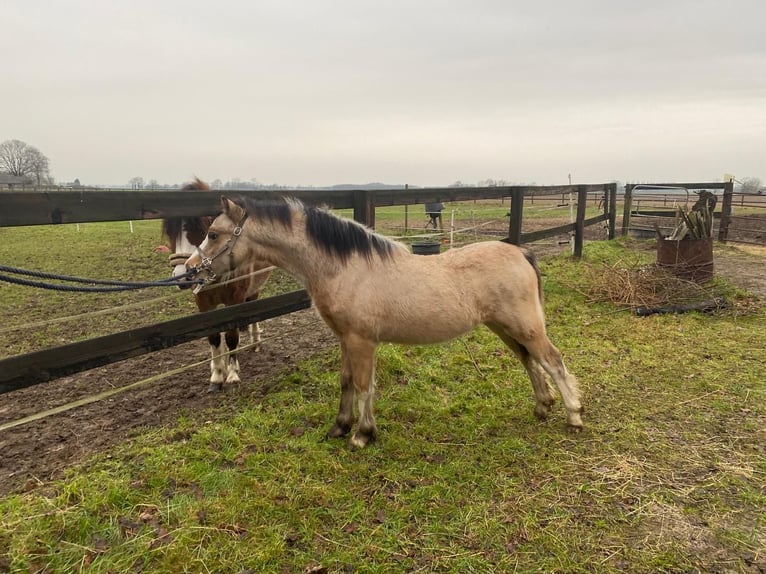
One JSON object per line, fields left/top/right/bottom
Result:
{"left": 162, "top": 179, "right": 272, "bottom": 391}
{"left": 186, "top": 196, "right": 583, "bottom": 447}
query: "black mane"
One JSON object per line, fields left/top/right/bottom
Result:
{"left": 233, "top": 196, "right": 396, "bottom": 264}
{"left": 161, "top": 178, "right": 213, "bottom": 246}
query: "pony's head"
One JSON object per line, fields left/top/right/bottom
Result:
{"left": 185, "top": 197, "right": 253, "bottom": 286}
{"left": 162, "top": 178, "right": 214, "bottom": 286}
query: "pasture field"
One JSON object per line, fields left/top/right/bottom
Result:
{"left": 0, "top": 214, "right": 764, "bottom": 572}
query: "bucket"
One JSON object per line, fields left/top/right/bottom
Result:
{"left": 411, "top": 241, "right": 441, "bottom": 255}
{"left": 656, "top": 236, "right": 714, "bottom": 283}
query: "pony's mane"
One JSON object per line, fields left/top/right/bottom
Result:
{"left": 233, "top": 196, "right": 397, "bottom": 264}
{"left": 161, "top": 178, "right": 213, "bottom": 245}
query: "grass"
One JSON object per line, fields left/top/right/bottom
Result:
{"left": 1, "top": 233, "right": 764, "bottom": 572}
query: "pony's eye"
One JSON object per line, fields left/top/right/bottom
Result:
{"left": 208, "top": 231, "right": 219, "bottom": 241}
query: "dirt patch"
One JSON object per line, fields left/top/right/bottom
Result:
{"left": 1, "top": 240, "right": 763, "bottom": 497}
{"left": 0, "top": 309, "right": 336, "bottom": 495}
{"left": 713, "top": 243, "right": 766, "bottom": 297}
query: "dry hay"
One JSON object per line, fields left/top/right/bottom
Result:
{"left": 583, "top": 259, "right": 721, "bottom": 312}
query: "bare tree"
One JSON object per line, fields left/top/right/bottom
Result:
{"left": 0, "top": 139, "right": 52, "bottom": 183}
{"left": 739, "top": 177, "right": 762, "bottom": 194}
{"left": 28, "top": 147, "right": 51, "bottom": 185}
{"left": 128, "top": 177, "right": 145, "bottom": 189}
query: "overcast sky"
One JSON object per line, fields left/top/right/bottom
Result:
{"left": 2, "top": 1, "right": 764, "bottom": 187}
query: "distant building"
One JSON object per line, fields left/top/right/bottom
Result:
{"left": 0, "top": 173, "right": 34, "bottom": 190}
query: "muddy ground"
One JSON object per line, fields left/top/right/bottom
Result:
{"left": 1, "top": 237, "right": 764, "bottom": 497}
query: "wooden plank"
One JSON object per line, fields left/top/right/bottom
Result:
{"left": 372, "top": 184, "right": 607, "bottom": 207}
{"left": 630, "top": 210, "right": 722, "bottom": 219}
{"left": 0, "top": 290, "right": 313, "bottom": 394}
{"left": 0, "top": 189, "right": 357, "bottom": 227}
{"left": 0, "top": 185, "right": 613, "bottom": 227}
{"left": 520, "top": 222, "right": 576, "bottom": 244}
{"left": 629, "top": 182, "right": 727, "bottom": 190}
{"left": 518, "top": 213, "right": 607, "bottom": 245}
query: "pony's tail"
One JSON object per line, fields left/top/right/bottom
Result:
{"left": 521, "top": 248, "right": 544, "bottom": 306}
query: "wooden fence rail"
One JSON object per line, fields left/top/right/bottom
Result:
{"left": 0, "top": 184, "right": 617, "bottom": 393}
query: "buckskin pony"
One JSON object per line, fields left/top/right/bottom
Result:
{"left": 186, "top": 196, "right": 583, "bottom": 446}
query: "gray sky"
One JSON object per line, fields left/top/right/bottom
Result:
{"left": 2, "top": 0, "right": 764, "bottom": 187}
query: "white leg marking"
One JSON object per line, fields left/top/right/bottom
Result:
{"left": 210, "top": 339, "right": 227, "bottom": 384}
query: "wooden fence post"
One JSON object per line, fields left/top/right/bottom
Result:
{"left": 607, "top": 182, "right": 618, "bottom": 240}
{"left": 718, "top": 180, "right": 733, "bottom": 242}
{"left": 507, "top": 189, "right": 524, "bottom": 245}
{"left": 621, "top": 184, "right": 634, "bottom": 236}
{"left": 573, "top": 185, "right": 588, "bottom": 257}
{"left": 353, "top": 189, "right": 376, "bottom": 228}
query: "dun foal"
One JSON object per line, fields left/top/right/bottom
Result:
{"left": 187, "top": 196, "right": 583, "bottom": 447}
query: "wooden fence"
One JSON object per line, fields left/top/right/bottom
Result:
{"left": 0, "top": 183, "right": 617, "bottom": 394}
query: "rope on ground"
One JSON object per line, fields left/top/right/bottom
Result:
{"left": 0, "top": 315, "right": 327, "bottom": 432}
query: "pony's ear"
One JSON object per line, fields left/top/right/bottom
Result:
{"left": 220, "top": 196, "right": 245, "bottom": 221}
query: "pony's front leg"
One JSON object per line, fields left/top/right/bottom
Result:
{"left": 346, "top": 335, "right": 378, "bottom": 449}
{"left": 224, "top": 329, "right": 241, "bottom": 385}
{"left": 327, "top": 343, "right": 355, "bottom": 439}
{"left": 208, "top": 332, "right": 226, "bottom": 392}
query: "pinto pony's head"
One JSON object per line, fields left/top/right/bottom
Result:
{"left": 161, "top": 178, "right": 214, "bottom": 285}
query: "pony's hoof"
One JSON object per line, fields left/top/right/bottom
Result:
{"left": 349, "top": 428, "right": 377, "bottom": 449}
{"left": 327, "top": 423, "right": 351, "bottom": 439}
{"left": 534, "top": 405, "right": 551, "bottom": 421}
{"left": 566, "top": 424, "right": 583, "bottom": 434}
{"left": 207, "top": 383, "right": 223, "bottom": 393}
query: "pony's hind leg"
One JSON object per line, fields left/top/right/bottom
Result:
{"left": 525, "top": 338, "right": 583, "bottom": 431}
{"left": 208, "top": 332, "right": 226, "bottom": 392}
{"left": 488, "top": 325, "right": 558, "bottom": 422}
{"left": 242, "top": 322, "right": 263, "bottom": 350}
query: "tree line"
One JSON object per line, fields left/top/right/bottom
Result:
{"left": 2, "top": 138, "right": 763, "bottom": 193}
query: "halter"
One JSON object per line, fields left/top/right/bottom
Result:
{"left": 191, "top": 211, "right": 249, "bottom": 293}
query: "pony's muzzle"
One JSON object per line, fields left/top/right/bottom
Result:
{"left": 183, "top": 251, "right": 218, "bottom": 294}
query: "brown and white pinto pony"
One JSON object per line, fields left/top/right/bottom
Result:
{"left": 162, "top": 179, "right": 272, "bottom": 391}
{"left": 186, "top": 196, "right": 584, "bottom": 447}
